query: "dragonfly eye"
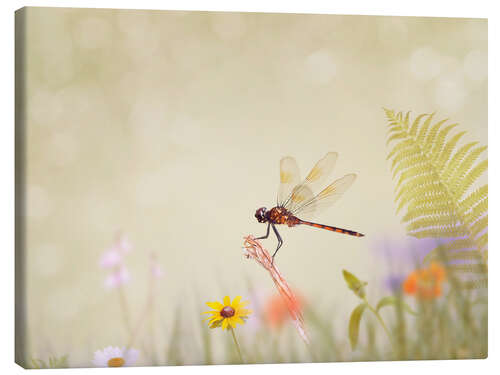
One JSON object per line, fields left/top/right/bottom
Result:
{"left": 255, "top": 207, "right": 267, "bottom": 222}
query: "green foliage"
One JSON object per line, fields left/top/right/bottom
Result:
{"left": 376, "top": 296, "right": 417, "bottom": 316}
{"left": 31, "top": 355, "right": 69, "bottom": 369}
{"left": 384, "top": 109, "right": 488, "bottom": 283}
{"left": 342, "top": 269, "right": 418, "bottom": 352}
{"left": 342, "top": 269, "right": 368, "bottom": 299}
{"left": 348, "top": 303, "right": 367, "bottom": 350}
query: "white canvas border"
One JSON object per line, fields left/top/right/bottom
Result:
{"left": 1, "top": 1, "right": 496, "bottom": 374}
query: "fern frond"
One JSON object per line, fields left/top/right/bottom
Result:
{"left": 411, "top": 113, "right": 431, "bottom": 138}
{"left": 429, "top": 124, "right": 458, "bottom": 162}
{"left": 405, "top": 215, "right": 459, "bottom": 232}
{"left": 464, "top": 199, "right": 487, "bottom": 224}
{"left": 435, "top": 131, "right": 466, "bottom": 170}
{"left": 449, "top": 145, "right": 487, "bottom": 187}
{"left": 392, "top": 155, "right": 428, "bottom": 178}
{"left": 455, "top": 159, "right": 488, "bottom": 199}
{"left": 448, "top": 264, "right": 487, "bottom": 274}
{"left": 390, "top": 146, "right": 422, "bottom": 172}
{"left": 396, "top": 163, "right": 435, "bottom": 190}
{"left": 461, "top": 278, "right": 488, "bottom": 290}
{"left": 410, "top": 226, "right": 468, "bottom": 239}
{"left": 397, "top": 183, "right": 447, "bottom": 214}
{"left": 403, "top": 111, "right": 411, "bottom": 126}
{"left": 386, "top": 132, "right": 408, "bottom": 146}
{"left": 422, "top": 238, "right": 478, "bottom": 264}
{"left": 406, "top": 113, "right": 427, "bottom": 136}
{"left": 402, "top": 204, "right": 454, "bottom": 223}
{"left": 384, "top": 109, "right": 488, "bottom": 287}
{"left": 442, "top": 142, "right": 478, "bottom": 181}
{"left": 470, "top": 216, "right": 488, "bottom": 238}
{"left": 476, "top": 233, "right": 488, "bottom": 250}
{"left": 404, "top": 192, "right": 450, "bottom": 212}
{"left": 426, "top": 250, "right": 483, "bottom": 263}
{"left": 395, "top": 176, "right": 427, "bottom": 202}
{"left": 386, "top": 139, "right": 417, "bottom": 161}
{"left": 458, "top": 185, "right": 488, "bottom": 214}
{"left": 423, "top": 118, "right": 448, "bottom": 154}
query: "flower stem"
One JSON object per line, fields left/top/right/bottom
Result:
{"left": 126, "top": 270, "right": 155, "bottom": 349}
{"left": 118, "top": 286, "right": 133, "bottom": 339}
{"left": 229, "top": 327, "right": 244, "bottom": 363}
{"left": 363, "top": 297, "right": 395, "bottom": 351}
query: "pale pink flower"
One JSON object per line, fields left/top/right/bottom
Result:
{"left": 151, "top": 263, "right": 164, "bottom": 279}
{"left": 115, "top": 235, "right": 133, "bottom": 254}
{"left": 104, "top": 265, "right": 130, "bottom": 289}
{"left": 149, "top": 252, "right": 164, "bottom": 279}
{"left": 99, "top": 248, "right": 123, "bottom": 269}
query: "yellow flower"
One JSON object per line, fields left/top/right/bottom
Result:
{"left": 203, "top": 296, "right": 251, "bottom": 330}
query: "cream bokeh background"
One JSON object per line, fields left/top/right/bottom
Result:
{"left": 20, "top": 7, "right": 487, "bottom": 366}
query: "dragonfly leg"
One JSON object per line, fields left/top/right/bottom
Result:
{"left": 256, "top": 222, "right": 270, "bottom": 240}
{"left": 271, "top": 223, "right": 283, "bottom": 264}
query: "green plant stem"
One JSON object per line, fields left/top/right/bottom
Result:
{"left": 229, "top": 327, "right": 244, "bottom": 363}
{"left": 363, "top": 297, "right": 395, "bottom": 351}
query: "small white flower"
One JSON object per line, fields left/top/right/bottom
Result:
{"left": 92, "top": 346, "right": 139, "bottom": 367}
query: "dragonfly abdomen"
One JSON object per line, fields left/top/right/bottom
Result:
{"left": 299, "top": 220, "right": 365, "bottom": 237}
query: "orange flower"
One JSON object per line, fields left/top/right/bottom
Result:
{"left": 403, "top": 261, "right": 446, "bottom": 299}
{"left": 265, "top": 293, "right": 304, "bottom": 329}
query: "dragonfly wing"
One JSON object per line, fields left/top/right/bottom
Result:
{"left": 291, "top": 173, "right": 357, "bottom": 220}
{"left": 277, "top": 156, "right": 301, "bottom": 206}
{"left": 282, "top": 152, "right": 338, "bottom": 211}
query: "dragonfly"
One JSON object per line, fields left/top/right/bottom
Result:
{"left": 254, "top": 152, "right": 364, "bottom": 262}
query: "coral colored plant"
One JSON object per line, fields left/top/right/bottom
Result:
{"left": 403, "top": 262, "right": 446, "bottom": 299}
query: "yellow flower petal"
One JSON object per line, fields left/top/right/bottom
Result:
{"left": 203, "top": 296, "right": 253, "bottom": 331}
{"left": 231, "top": 296, "right": 242, "bottom": 309}
{"left": 232, "top": 316, "right": 245, "bottom": 326}
{"left": 236, "top": 308, "right": 252, "bottom": 317}
{"left": 206, "top": 302, "right": 223, "bottom": 310}
{"left": 228, "top": 317, "right": 238, "bottom": 329}
{"left": 209, "top": 316, "right": 223, "bottom": 325}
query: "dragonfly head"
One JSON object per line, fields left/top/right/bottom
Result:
{"left": 255, "top": 207, "right": 268, "bottom": 223}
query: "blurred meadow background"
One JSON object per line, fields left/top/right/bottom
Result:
{"left": 16, "top": 7, "right": 487, "bottom": 368}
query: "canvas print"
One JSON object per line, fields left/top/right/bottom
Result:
{"left": 15, "top": 7, "right": 487, "bottom": 368}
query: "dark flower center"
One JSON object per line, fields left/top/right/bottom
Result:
{"left": 220, "top": 306, "right": 235, "bottom": 318}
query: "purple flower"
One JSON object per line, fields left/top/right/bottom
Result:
{"left": 384, "top": 274, "right": 406, "bottom": 293}
{"left": 372, "top": 236, "right": 438, "bottom": 293}
{"left": 373, "top": 236, "right": 437, "bottom": 267}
